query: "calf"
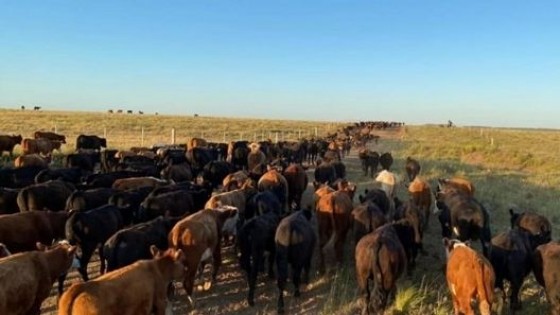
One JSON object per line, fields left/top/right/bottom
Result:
{"left": 275, "top": 209, "right": 316, "bottom": 314}
{"left": 533, "top": 241, "right": 560, "bottom": 315}
{"left": 355, "top": 223, "right": 406, "bottom": 314}
{"left": 76, "top": 134, "right": 107, "bottom": 151}
{"left": 490, "top": 227, "right": 534, "bottom": 312}
{"left": 0, "top": 241, "right": 78, "bottom": 315}
{"left": 22, "top": 138, "right": 62, "bottom": 155}
{"left": 104, "top": 216, "right": 180, "bottom": 272}
{"left": 358, "top": 149, "right": 379, "bottom": 178}
{"left": 17, "top": 180, "right": 75, "bottom": 212}
{"left": 444, "top": 238, "right": 495, "bottom": 315}
{"left": 58, "top": 247, "right": 185, "bottom": 315}
{"left": 168, "top": 206, "right": 239, "bottom": 306}
{"left": 379, "top": 152, "right": 393, "bottom": 170}
{"left": 204, "top": 181, "right": 256, "bottom": 216}
{"left": 65, "top": 205, "right": 125, "bottom": 280}
{"left": 283, "top": 163, "right": 308, "bottom": 211}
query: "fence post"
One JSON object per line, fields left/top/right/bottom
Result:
{"left": 275, "top": 132, "right": 279, "bottom": 143}
{"left": 223, "top": 131, "right": 226, "bottom": 143}
{"left": 141, "top": 127, "right": 144, "bottom": 147}
{"left": 298, "top": 129, "right": 301, "bottom": 139}
{"left": 315, "top": 127, "right": 318, "bottom": 137}
{"left": 239, "top": 132, "right": 243, "bottom": 141}
{"left": 171, "top": 128, "right": 176, "bottom": 145}
{"left": 103, "top": 127, "right": 107, "bottom": 139}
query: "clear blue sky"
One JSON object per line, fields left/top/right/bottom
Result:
{"left": 1, "top": 1, "right": 559, "bottom": 128}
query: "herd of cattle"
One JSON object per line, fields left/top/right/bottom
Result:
{"left": 0, "top": 120, "right": 557, "bottom": 315}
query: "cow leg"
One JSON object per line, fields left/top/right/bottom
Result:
{"left": 268, "top": 246, "right": 276, "bottom": 279}
{"left": 509, "top": 279, "right": 523, "bottom": 311}
{"left": 276, "top": 246, "right": 288, "bottom": 314}
{"left": 302, "top": 252, "right": 312, "bottom": 284}
{"left": 247, "top": 246, "right": 262, "bottom": 306}
{"left": 98, "top": 245, "right": 106, "bottom": 275}
{"left": 212, "top": 245, "right": 221, "bottom": 281}
{"left": 183, "top": 267, "right": 197, "bottom": 307}
{"left": 292, "top": 263, "right": 303, "bottom": 298}
{"left": 78, "top": 244, "right": 95, "bottom": 281}
{"left": 57, "top": 273, "right": 68, "bottom": 295}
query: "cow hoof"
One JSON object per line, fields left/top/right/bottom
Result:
{"left": 186, "top": 296, "right": 195, "bottom": 308}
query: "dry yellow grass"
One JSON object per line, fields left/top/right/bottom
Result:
{"left": 0, "top": 108, "right": 345, "bottom": 153}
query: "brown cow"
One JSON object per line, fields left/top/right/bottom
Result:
{"left": 204, "top": 181, "right": 256, "bottom": 215}
{"left": 283, "top": 163, "right": 308, "bottom": 210}
{"left": 533, "top": 241, "right": 560, "bottom": 315}
{"left": 351, "top": 201, "right": 387, "bottom": 245}
{"left": 112, "top": 176, "right": 168, "bottom": 191}
{"left": 58, "top": 246, "right": 185, "bottom": 315}
{"left": 408, "top": 176, "right": 432, "bottom": 229}
{"left": 22, "top": 138, "right": 62, "bottom": 155}
{"left": 258, "top": 168, "right": 289, "bottom": 212}
{"left": 315, "top": 181, "right": 355, "bottom": 273}
{"left": 247, "top": 142, "right": 266, "bottom": 174}
{"left": 355, "top": 223, "right": 407, "bottom": 314}
{"left": 0, "top": 241, "right": 77, "bottom": 315}
{"left": 34, "top": 131, "right": 66, "bottom": 143}
{"left": 168, "top": 206, "right": 239, "bottom": 306}
{"left": 14, "top": 154, "right": 49, "bottom": 168}
{"left": 444, "top": 238, "right": 494, "bottom": 315}
{"left": 0, "top": 211, "right": 68, "bottom": 253}
{"left": 188, "top": 137, "right": 208, "bottom": 150}
{"left": 222, "top": 170, "right": 250, "bottom": 191}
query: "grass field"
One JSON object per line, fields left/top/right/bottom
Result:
{"left": 0, "top": 108, "right": 345, "bottom": 153}
{"left": 2, "top": 109, "right": 557, "bottom": 314}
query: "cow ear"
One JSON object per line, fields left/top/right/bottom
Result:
{"left": 36, "top": 242, "right": 48, "bottom": 251}
{"left": 150, "top": 245, "right": 159, "bottom": 258}
{"left": 465, "top": 240, "right": 472, "bottom": 247}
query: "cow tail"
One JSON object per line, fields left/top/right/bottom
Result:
{"left": 475, "top": 256, "right": 492, "bottom": 311}
{"left": 16, "top": 189, "right": 29, "bottom": 211}
{"left": 58, "top": 283, "right": 86, "bottom": 315}
{"left": 105, "top": 234, "right": 122, "bottom": 273}
{"left": 372, "top": 237, "right": 385, "bottom": 306}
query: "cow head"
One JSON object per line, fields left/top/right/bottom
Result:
{"left": 442, "top": 238, "right": 471, "bottom": 260}
{"left": 150, "top": 246, "right": 186, "bottom": 280}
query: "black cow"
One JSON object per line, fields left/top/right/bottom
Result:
{"left": 35, "top": 168, "right": 84, "bottom": 185}
{"left": 379, "top": 152, "right": 393, "bottom": 170}
{"left": 84, "top": 170, "right": 145, "bottom": 188}
{"left": 17, "top": 180, "right": 75, "bottom": 212}
{"left": 100, "top": 149, "right": 119, "bottom": 173}
{"left": 314, "top": 161, "right": 336, "bottom": 185}
{"left": 76, "top": 135, "right": 107, "bottom": 151}
{"left": 65, "top": 205, "right": 125, "bottom": 280}
{"left": 138, "top": 190, "right": 195, "bottom": 222}
{"left": 0, "top": 135, "right": 22, "bottom": 156}
{"left": 103, "top": 216, "right": 180, "bottom": 272}
{"left": 108, "top": 186, "right": 153, "bottom": 223}
{"left": 490, "top": 228, "right": 534, "bottom": 312}
{"left": 237, "top": 192, "right": 282, "bottom": 306}
{"left": 65, "top": 188, "right": 116, "bottom": 212}
{"left": 332, "top": 161, "right": 346, "bottom": 180}
{"left": 65, "top": 151, "right": 100, "bottom": 173}
{"left": 160, "top": 163, "right": 192, "bottom": 183}
{"left": 358, "top": 188, "right": 391, "bottom": 216}
{"left": 351, "top": 201, "right": 387, "bottom": 245}
{"left": 435, "top": 187, "right": 491, "bottom": 257}
{"left": 230, "top": 141, "right": 250, "bottom": 171}
{"left": 0, "top": 188, "right": 20, "bottom": 214}
{"left": 404, "top": 157, "right": 421, "bottom": 181}
{"left": 275, "top": 209, "right": 316, "bottom": 314}
{"left": 0, "top": 166, "right": 46, "bottom": 188}
{"left": 199, "top": 160, "right": 235, "bottom": 190}
{"left": 34, "top": 131, "right": 66, "bottom": 143}
{"left": 358, "top": 150, "right": 379, "bottom": 178}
